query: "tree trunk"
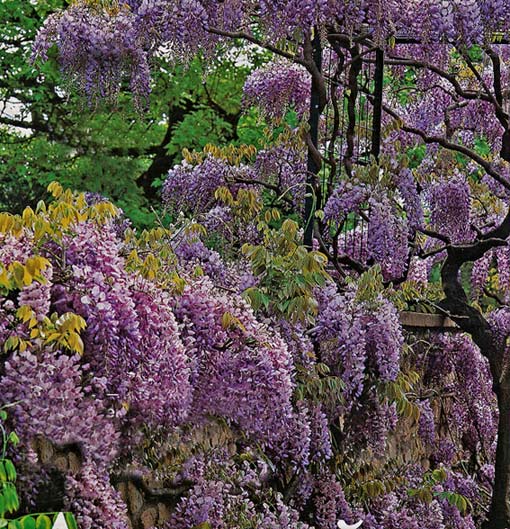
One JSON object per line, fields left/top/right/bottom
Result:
{"left": 303, "top": 29, "right": 323, "bottom": 249}
{"left": 486, "top": 383, "right": 510, "bottom": 529}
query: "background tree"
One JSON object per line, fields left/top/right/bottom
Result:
{"left": 0, "top": 0, "right": 263, "bottom": 226}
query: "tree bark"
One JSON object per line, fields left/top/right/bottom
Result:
{"left": 486, "top": 383, "right": 510, "bottom": 529}
{"left": 439, "top": 247, "right": 510, "bottom": 528}
{"left": 303, "top": 29, "right": 324, "bottom": 249}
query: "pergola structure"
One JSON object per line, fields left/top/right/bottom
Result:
{"left": 304, "top": 30, "right": 510, "bottom": 234}
{"left": 303, "top": 31, "right": 510, "bottom": 330}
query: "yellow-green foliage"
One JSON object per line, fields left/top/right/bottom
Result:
{"left": 241, "top": 218, "right": 329, "bottom": 323}
{"left": 0, "top": 182, "right": 121, "bottom": 358}
{"left": 183, "top": 144, "right": 258, "bottom": 166}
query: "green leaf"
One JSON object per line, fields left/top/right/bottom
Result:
{"left": 63, "top": 513, "right": 77, "bottom": 529}
{"left": 7, "top": 433, "right": 19, "bottom": 448}
{"left": 35, "top": 516, "right": 51, "bottom": 529}
{"left": 431, "top": 468, "right": 447, "bottom": 483}
{"left": 0, "top": 412, "right": 7, "bottom": 421}
{"left": 3, "top": 461, "right": 16, "bottom": 482}
{"left": 19, "top": 516, "right": 36, "bottom": 529}
{"left": 3, "top": 484, "right": 19, "bottom": 513}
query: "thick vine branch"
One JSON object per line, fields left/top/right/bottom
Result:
{"left": 380, "top": 102, "right": 510, "bottom": 191}
{"left": 206, "top": 27, "right": 306, "bottom": 66}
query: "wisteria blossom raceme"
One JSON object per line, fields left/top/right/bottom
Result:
{"left": 315, "top": 284, "right": 368, "bottom": 405}
{"left": 0, "top": 195, "right": 323, "bottom": 526}
{"left": 428, "top": 175, "right": 473, "bottom": 243}
{"left": 367, "top": 194, "right": 409, "bottom": 281}
{"left": 314, "top": 281, "right": 403, "bottom": 453}
{"left": 163, "top": 157, "right": 228, "bottom": 215}
{"left": 395, "top": 168, "right": 423, "bottom": 232}
{"left": 56, "top": 221, "right": 191, "bottom": 421}
{"left": 314, "top": 473, "right": 358, "bottom": 529}
{"left": 324, "top": 183, "right": 411, "bottom": 281}
{"left": 162, "top": 155, "right": 256, "bottom": 216}
{"left": 174, "top": 275, "right": 310, "bottom": 464}
{"left": 419, "top": 333, "right": 498, "bottom": 460}
{"left": 173, "top": 233, "right": 229, "bottom": 285}
{"left": 32, "top": 0, "right": 510, "bottom": 104}
{"left": 65, "top": 464, "right": 129, "bottom": 529}
{"left": 243, "top": 61, "right": 311, "bottom": 120}
{"left": 323, "top": 180, "right": 369, "bottom": 224}
{"left": 32, "top": 2, "right": 153, "bottom": 108}
{"left": 127, "top": 277, "right": 192, "bottom": 426}
{"left": 417, "top": 399, "right": 436, "bottom": 446}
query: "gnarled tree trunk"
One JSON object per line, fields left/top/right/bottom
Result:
{"left": 486, "top": 383, "right": 510, "bottom": 529}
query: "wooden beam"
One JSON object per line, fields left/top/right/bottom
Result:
{"left": 399, "top": 311, "right": 458, "bottom": 330}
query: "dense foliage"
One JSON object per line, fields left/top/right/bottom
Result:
{"left": 5, "top": 1, "right": 510, "bottom": 529}
{"left": 0, "top": 182, "right": 486, "bottom": 529}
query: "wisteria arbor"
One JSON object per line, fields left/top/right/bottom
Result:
{"left": 5, "top": 1, "right": 510, "bottom": 529}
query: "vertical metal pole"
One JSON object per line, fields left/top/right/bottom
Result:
{"left": 304, "top": 29, "right": 323, "bottom": 249}
{"left": 371, "top": 48, "right": 384, "bottom": 160}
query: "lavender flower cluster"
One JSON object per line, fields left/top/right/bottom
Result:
{"left": 0, "top": 184, "right": 493, "bottom": 528}
{"left": 243, "top": 61, "right": 311, "bottom": 121}
{"left": 419, "top": 334, "right": 498, "bottom": 462}
{"left": 367, "top": 194, "right": 409, "bottom": 281}
{"left": 428, "top": 176, "right": 473, "bottom": 244}
{"left": 0, "top": 205, "right": 330, "bottom": 526}
{"left": 314, "top": 282, "right": 403, "bottom": 453}
{"left": 163, "top": 157, "right": 234, "bottom": 215}
{"left": 323, "top": 180, "right": 369, "bottom": 224}
{"left": 32, "top": 0, "right": 510, "bottom": 106}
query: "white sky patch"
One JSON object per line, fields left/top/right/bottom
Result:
{"left": 0, "top": 97, "right": 32, "bottom": 137}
